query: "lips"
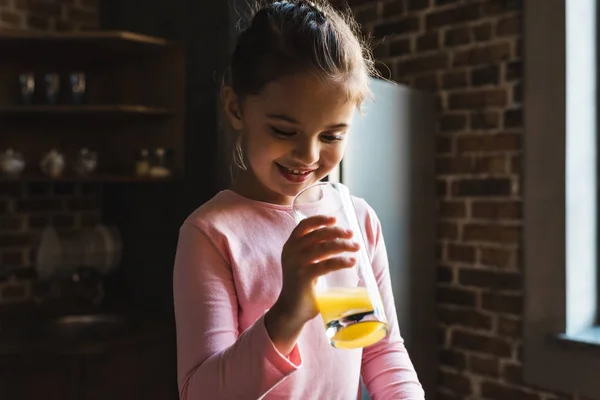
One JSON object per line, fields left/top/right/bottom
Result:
{"left": 276, "top": 163, "right": 316, "bottom": 183}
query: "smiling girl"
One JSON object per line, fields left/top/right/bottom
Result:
{"left": 173, "top": 1, "right": 425, "bottom": 399}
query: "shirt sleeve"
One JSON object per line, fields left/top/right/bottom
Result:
{"left": 173, "top": 222, "right": 302, "bottom": 400}
{"left": 361, "top": 210, "right": 426, "bottom": 400}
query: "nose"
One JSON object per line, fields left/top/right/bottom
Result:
{"left": 292, "top": 137, "right": 320, "bottom": 166}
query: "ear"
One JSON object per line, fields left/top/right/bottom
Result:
{"left": 223, "top": 86, "right": 244, "bottom": 131}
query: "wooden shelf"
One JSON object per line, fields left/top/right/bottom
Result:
{"left": 0, "top": 30, "right": 178, "bottom": 59}
{"left": 0, "top": 174, "right": 182, "bottom": 183}
{"left": 0, "top": 105, "right": 174, "bottom": 117}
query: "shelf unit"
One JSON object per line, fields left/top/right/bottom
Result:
{"left": 0, "top": 30, "right": 185, "bottom": 182}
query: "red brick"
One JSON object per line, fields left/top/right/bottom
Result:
{"left": 448, "top": 89, "right": 507, "bottom": 110}
{"left": 459, "top": 268, "right": 522, "bottom": 290}
{"left": 484, "top": 0, "right": 523, "bottom": 16}
{"left": 439, "top": 114, "right": 467, "bottom": 131}
{"left": 482, "top": 292, "right": 522, "bottom": 314}
{"left": 374, "top": 16, "right": 420, "bottom": 37}
{"left": 496, "top": 15, "right": 522, "bottom": 36}
{"left": 383, "top": 1, "right": 404, "bottom": 16}
{"left": 439, "top": 201, "right": 466, "bottom": 218}
{"left": 416, "top": 31, "right": 439, "bottom": 51}
{"left": 390, "top": 38, "right": 412, "bottom": 57}
{"left": 473, "top": 22, "right": 493, "bottom": 41}
{"left": 441, "top": 71, "right": 468, "bottom": 89}
{"left": 463, "top": 224, "right": 520, "bottom": 244}
{"left": 453, "top": 42, "right": 511, "bottom": 67}
{"left": 501, "top": 362, "right": 524, "bottom": 384}
{"left": 353, "top": 4, "right": 378, "bottom": 25}
{"left": 444, "top": 26, "right": 470, "bottom": 47}
{"left": 498, "top": 316, "right": 521, "bottom": 338}
{"left": 452, "top": 330, "right": 512, "bottom": 357}
{"left": 505, "top": 108, "right": 523, "bottom": 128}
{"left": 439, "top": 370, "right": 472, "bottom": 394}
{"left": 426, "top": 3, "right": 482, "bottom": 29}
{"left": 438, "top": 306, "right": 493, "bottom": 330}
{"left": 469, "top": 355, "right": 499, "bottom": 377}
{"left": 472, "top": 201, "right": 521, "bottom": 220}
{"left": 437, "top": 156, "right": 473, "bottom": 174}
{"left": 471, "top": 65, "right": 500, "bottom": 86}
{"left": 513, "top": 83, "right": 523, "bottom": 104}
{"left": 396, "top": 53, "right": 448, "bottom": 75}
{"left": 452, "top": 178, "right": 512, "bottom": 197}
{"left": 471, "top": 111, "right": 500, "bottom": 130}
{"left": 457, "top": 133, "right": 520, "bottom": 153}
{"left": 480, "top": 247, "right": 514, "bottom": 269}
{"left": 438, "top": 222, "right": 459, "bottom": 240}
{"left": 473, "top": 156, "right": 508, "bottom": 174}
{"left": 510, "top": 155, "right": 521, "bottom": 173}
{"left": 414, "top": 73, "right": 439, "bottom": 91}
{"left": 437, "top": 286, "right": 477, "bottom": 307}
{"left": 447, "top": 244, "right": 476, "bottom": 263}
{"left": 506, "top": 61, "right": 522, "bottom": 81}
{"left": 481, "top": 381, "right": 539, "bottom": 400}
{"left": 439, "top": 349, "right": 466, "bottom": 369}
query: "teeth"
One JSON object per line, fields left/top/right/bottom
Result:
{"left": 284, "top": 166, "right": 310, "bottom": 175}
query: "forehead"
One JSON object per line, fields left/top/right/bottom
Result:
{"left": 250, "top": 73, "right": 357, "bottom": 124}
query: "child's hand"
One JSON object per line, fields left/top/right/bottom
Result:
{"left": 265, "top": 215, "right": 359, "bottom": 355}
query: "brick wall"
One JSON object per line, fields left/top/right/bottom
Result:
{"left": 343, "top": 0, "right": 594, "bottom": 399}
{"left": 0, "top": 0, "right": 98, "bottom": 31}
{"left": 0, "top": 2, "right": 101, "bottom": 304}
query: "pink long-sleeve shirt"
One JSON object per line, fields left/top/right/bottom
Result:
{"left": 173, "top": 190, "right": 425, "bottom": 400}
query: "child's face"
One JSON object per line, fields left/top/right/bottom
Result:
{"left": 225, "top": 73, "right": 357, "bottom": 205}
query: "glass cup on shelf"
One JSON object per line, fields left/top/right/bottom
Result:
{"left": 292, "top": 182, "right": 389, "bottom": 349}
{"left": 19, "top": 72, "right": 35, "bottom": 104}
{"left": 44, "top": 73, "right": 60, "bottom": 105}
{"left": 69, "top": 72, "right": 86, "bottom": 104}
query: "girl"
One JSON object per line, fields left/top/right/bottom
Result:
{"left": 173, "top": 1, "right": 425, "bottom": 399}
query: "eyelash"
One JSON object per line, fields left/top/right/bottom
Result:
{"left": 270, "top": 127, "right": 344, "bottom": 143}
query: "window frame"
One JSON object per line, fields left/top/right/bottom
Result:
{"left": 524, "top": 0, "right": 600, "bottom": 396}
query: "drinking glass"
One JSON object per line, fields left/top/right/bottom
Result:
{"left": 69, "top": 72, "right": 86, "bottom": 104}
{"left": 19, "top": 72, "right": 35, "bottom": 104}
{"left": 292, "top": 182, "right": 389, "bottom": 349}
{"left": 45, "top": 73, "right": 60, "bottom": 104}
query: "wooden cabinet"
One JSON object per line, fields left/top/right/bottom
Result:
{"left": 0, "top": 337, "right": 177, "bottom": 400}
{"left": 0, "top": 31, "right": 185, "bottom": 182}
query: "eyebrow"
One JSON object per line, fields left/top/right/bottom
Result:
{"left": 266, "top": 113, "right": 349, "bottom": 130}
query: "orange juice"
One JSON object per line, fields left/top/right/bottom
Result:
{"left": 316, "top": 287, "right": 389, "bottom": 349}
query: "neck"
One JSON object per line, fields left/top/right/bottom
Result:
{"left": 230, "top": 168, "right": 293, "bottom": 206}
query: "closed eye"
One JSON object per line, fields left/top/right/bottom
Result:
{"left": 271, "top": 127, "right": 296, "bottom": 138}
{"left": 321, "top": 133, "right": 345, "bottom": 143}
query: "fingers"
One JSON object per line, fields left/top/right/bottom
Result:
{"left": 304, "top": 238, "right": 359, "bottom": 263}
{"left": 291, "top": 215, "right": 336, "bottom": 239}
{"left": 302, "top": 225, "right": 354, "bottom": 246}
{"left": 313, "top": 256, "right": 357, "bottom": 276}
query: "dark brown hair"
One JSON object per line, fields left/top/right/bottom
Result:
{"left": 227, "top": 0, "right": 375, "bottom": 104}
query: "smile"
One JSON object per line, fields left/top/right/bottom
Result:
{"left": 276, "top": 163, "right": 316, "bottom": 183}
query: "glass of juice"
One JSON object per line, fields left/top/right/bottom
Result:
{"left": 292, "top": 182, "right": 389, "bottom": 349}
